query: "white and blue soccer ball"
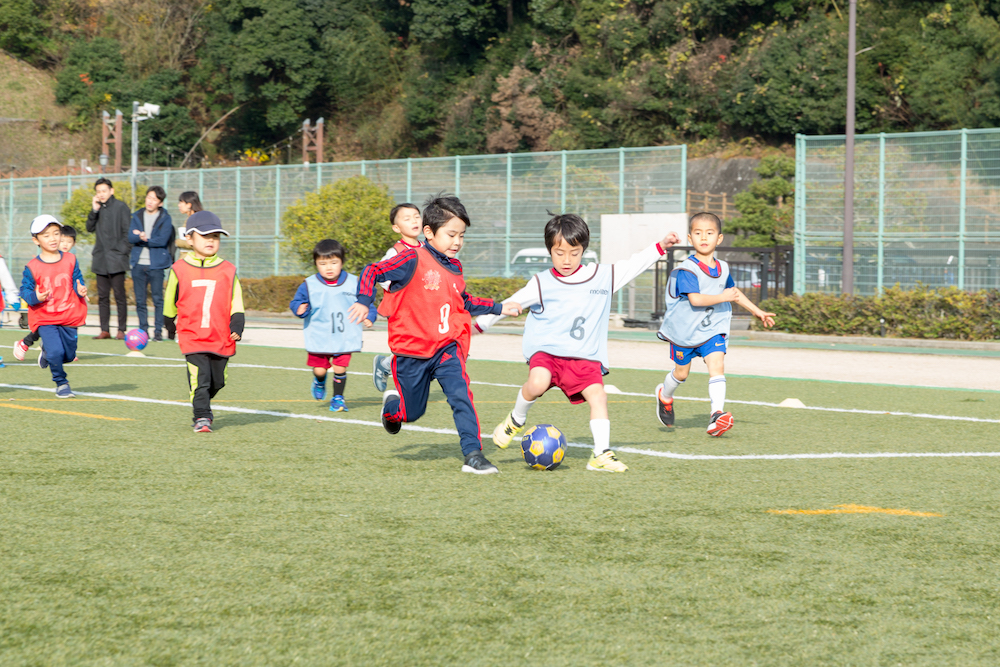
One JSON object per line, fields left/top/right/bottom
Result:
{"left": 520, "top": 424, "right": 567, "bottom": 470}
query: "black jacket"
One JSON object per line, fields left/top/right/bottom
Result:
{"left": 86, "top": 195, "right": 132, "bottom": 275}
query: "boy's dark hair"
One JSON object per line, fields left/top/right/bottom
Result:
{"left": 689, "top": 211, "right": 722, "bottom": 233}
{"left": 94, "top": 177, "right": 113, "bottom": 190}
{"left": 422, "top": 193, "right": 470, "bottom": 233}
{"left": 146, "top": 185, "right": 166, "bottom": 204}
{"left": 544, "top": 213, "right": 590, "bottom": 252}
{"left": 179, "top": 191, "right": 203, "bottom": 212}
{"left": 313, "top": 239, "right": 345, "bottom": 263}
{"left": 60, "top": 225, "right": 77, "bottom": 240}
{"left": 390, "top": 203, "right": 420, "bottom": 225}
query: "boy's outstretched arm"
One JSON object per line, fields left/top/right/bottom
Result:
{"left": 610, "top": 232, "right": 682, "bottom": 293}
{"left": 347, "top": 250, "right": 417, "bottom": 323}
{"left": 732, "top": 288, "right": 776, "bottom": 328}
{"left": 474, "top": 280, "right": 539, "bottom": 333}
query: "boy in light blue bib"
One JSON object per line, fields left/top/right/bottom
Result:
{"left": 655, "top": 212, "right": 775, "bottom": 436}
{"left": 290, "top": 239, "right": 375, "bottom": 411}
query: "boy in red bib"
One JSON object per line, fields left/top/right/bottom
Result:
{"left": 349, "top": 194, "right": 521, "bottom": 474}
{"left": 163, "top": 212, "right": 245, "bottom": 433}
{"left": 20, "top": 215, "right": 89, "bottom": 398}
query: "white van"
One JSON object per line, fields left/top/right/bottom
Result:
{"left": 510, "top": 248, "right": 600, "bottom": 276}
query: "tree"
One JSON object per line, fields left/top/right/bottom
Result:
{"left": 281, "top": 176, "right": 397, "bottom": 272}
{"left": 0, "top": 0, "right": 47, "bottom": 61}
{"left": 731, "top": 155, "right": 795, "bottom": 247}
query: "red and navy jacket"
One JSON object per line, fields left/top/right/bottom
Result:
{"left": 357, "top": 244, "right": 502, "bottom": 318}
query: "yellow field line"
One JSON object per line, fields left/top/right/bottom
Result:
{"left": 768, "top": 504, "right": 942, "bottom": 517}
{"left": 0, "top": 403, "right": 133, "bottom": 421}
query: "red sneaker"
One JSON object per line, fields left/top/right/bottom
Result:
{"left": 707, "top": 411, "right": 733, "bottom": 437}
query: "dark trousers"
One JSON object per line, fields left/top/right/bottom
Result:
{"left": 383, "top": 342, "right": 483, "bottom": 456}
{"left": 96, "top": 272, "right": 127, "bottom": 333}
{"left": 185, "top": 353, "right": 228, "bottom": 421}
{"left": 132, "top": 265, "right": 165, "bottom": 336}
{"left": 37, "top": 325, "right": 77, "bottom": 385}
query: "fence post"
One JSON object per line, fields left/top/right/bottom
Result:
{"left": 406, "top": 158, "right": 412, "bottom": 202}
{"left": 274, "top": 165, "right": 281, "bottom": 275}
{"left": 761, "top": 249, "right": 770, "bottom": 302}
{"left": 959, "top": 128, "right": 967, "bottom": 290}
{"left": 794, "top": 134, "right": 806, "bottom": 294}
{"left": 505, "top": 153, "right": 512, "bottom": 277}
{"left": 235, "top": 166, "right": 241, "bottom": 272}
{"left": 316, "top": 161, "right": 322, "bottom": 191}
{"left": 680, "top": 144, "right": 687, "bottom": 211}
{"left": 560, "top": 150, "right": 566, "bottom": 211}
{"left": 198, "top": 168, "right": 204, "bottom": 199}
{"left": 618, "top": 147, "right": 625, "bottom": 214}
{"left": 361, "top": 159, "right": 366, "bottom": 177}
{"left": 455, "top": 155, "right": 461, "bottom": 197}
{"left": 877, "top": 133, "right": 886, "bottom": 293}
{"left": 36, "top": 177, "right": 42, "bottom": 216}
{"left": 6, "top": 176, "right": 13, "bottom": 262}
{"left": 163, "top": 171, "right": 170, "bottom": 193}
{"left": 66, "top": 173, "right": 71, "bottom": 202}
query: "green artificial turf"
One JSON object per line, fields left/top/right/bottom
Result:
{"left": 0, "top": 331, "right": 999, "bottom": 665}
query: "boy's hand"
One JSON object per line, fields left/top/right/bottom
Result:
{"left": 77, "top": 281, "right": 87, "bottom": 298}
{"left": 296, "top": 303, "right": 308, "bottom": 315}
{"left": 755, "top": 310, "right": 776, "bottom": 328}
{"left": 721, "top": 287, "right": 740, "bottom": 302}
{"left": 660, "top": 232, "right": 681, "bottom": 248}
{"left": 230, "top": 332, "right": 241, "bottom": 341}
{"left": 363, "top": 318, "right": 373, "bottom": 329}
{"left": 347, "top": 302, "right": 369, "bottom": 324}
{"left": 500, "top": 301, "right": 522, "bottom": 317}
{"left": 36, "top": 287, "right": 50, "bottom": 301}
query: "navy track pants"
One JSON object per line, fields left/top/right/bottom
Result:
{"left": 37, "top": 325, "right": 78, "bottom": 386}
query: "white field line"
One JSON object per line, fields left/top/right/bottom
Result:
{"left": 1, "top": 382, "right": 998, "bottom": 462}
{"left": 62, "top": 351, "right": 1000, "bottom": 425}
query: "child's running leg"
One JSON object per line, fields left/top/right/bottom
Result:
{"left": 493, "top": 366, "right": 550, "bottom": 448}
{"left": 704, "top": 351, "right": 732, "bottom": 436}
{"left": 186, "top": 353, "right": 216, "bottom": 428}
{"left": 381, "top": 354, "right": 434, "bottom": 434}
{"left": 37, "top": 325, "right": 69, "bottom": 391}
{"left": 582, "top": 383, "right": 627, "bottom": 472}
{"left": 329, "top": 358, "right": 349, "bottom": 412}
{"left": 656, "top": 363, "right": 689, "bottom": 427}
{"left": 14, "top": 329, "right": 40, "bottom": 360}
{"left": 308, "top": 354, "right": 329, "bottom": 400}
{"left": 431, "top": 344, "right": 499, "bottom": 474}
{"left": 372, "top": 354, "right": 394, "bottom": 392}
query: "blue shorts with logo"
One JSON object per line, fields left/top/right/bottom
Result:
{"left": 669, "top": 334, "right": 727, "bottom": 365}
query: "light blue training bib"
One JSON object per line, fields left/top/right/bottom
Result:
{"left": 658, "top": 257, "right": 732, "bottom": 348}
{"left": 522, "top": 264, "right": 614, "bottom": 368}
{"left": 302, "top": 273, "right": 364, "bottom": 355}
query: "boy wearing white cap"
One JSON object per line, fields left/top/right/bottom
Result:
{"left": 163, "top": 211, "right": 245, "bottom": 432}
{"left": 20, "top": 215, "right": 89, "bottom": 397}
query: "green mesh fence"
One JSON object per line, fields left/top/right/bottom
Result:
{"left": 0, "top": 146, "right": 686, "bottom": 281}
{"left": 795, "top": 128, "right": 1000, "bottom": 295}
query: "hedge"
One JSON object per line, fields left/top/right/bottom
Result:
{"left": 241, "top": 275, "right": 527, "bottom": 313}
{"left": 753, "top": 285, "right": 1000, "bottom": 341}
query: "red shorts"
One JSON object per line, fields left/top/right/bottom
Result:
{"left": 528, "top": 351, "right": 604, "bottom": 404}
{"left": 307, "top": 353, "right": 352, "bottom": 369}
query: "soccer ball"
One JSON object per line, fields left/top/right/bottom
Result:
{"left": 520, "top": 424, "right": 567, "bottom": 470}
{"left": 124, "top": 329, "right": 149, "bottom": 351}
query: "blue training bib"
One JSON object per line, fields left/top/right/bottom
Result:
{"left": 658, "top": 257, "right": 732, "bottom": 348}
{"left": 522, "top": 264, "right": 614, "bottom": 367}
{"left": 302, "top": 273, "right": 364, "bottom": 354}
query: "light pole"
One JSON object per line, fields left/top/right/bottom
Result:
{"left": 130, "top": 101, "right": 160, "bottom": 195}
{"left": 99, "top": 153, "right": 108, "bottom": 174}
{"left": 842, "top": 0, "right": 857, "bottom": 295}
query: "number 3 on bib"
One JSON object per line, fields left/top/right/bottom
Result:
{"left": 438, "top": 304, "right": 450, "bottom": 334}
{"left": 191, "top": 279, "right": 217, "bottom": 328}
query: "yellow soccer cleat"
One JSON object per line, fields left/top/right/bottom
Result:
{"left": 492, "top": 411, "right": 526, "bottom": 449}
{"left": 586, "top": 449, "right": 628, "bottom": 473}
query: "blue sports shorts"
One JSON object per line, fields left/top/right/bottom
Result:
{"left": 669, "top": 334, "right": 727, "bottom": 365}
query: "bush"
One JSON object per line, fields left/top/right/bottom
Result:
{"left": 238, "top": 275, "right": 527, "bottom": 314}
{"left": 281, "top": 176, "right": 397, "bottom": 274}
{"left": 61, "top": 181, "right": 138, "bottom": 244}
{"left": 754, "top": 285, "right": 1000, "bottom": 341}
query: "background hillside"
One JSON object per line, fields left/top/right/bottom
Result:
{"left": 1, "top": 0, "right": 998, "bottom": 166}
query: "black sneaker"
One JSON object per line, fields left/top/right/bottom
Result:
{"left": 655, "top": 383, "right": 674, "bottom": 426}
{"left": 381, "top": 390, "right": 401, "bottom": 435}
{"left": 193, "top": 418, "right": 213, "bottom": 433}
{"left": 152, "top": 333, "right": 163, "bottom": 342}
{"left": 462, "top": 451, "right": 500, "bottom": 475}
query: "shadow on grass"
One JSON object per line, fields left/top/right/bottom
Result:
{"left": 392, "top": 442, "right": 459, "bottom": 461}
{"left": 215, "top": 412, "right": 285, "bottom": 429}
{"left": 79, "top": 384, "right": 139, "bottom": 394}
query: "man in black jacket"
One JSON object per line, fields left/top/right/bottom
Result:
{"left": 86, "top": 178, "right": 132, "bottom": 339}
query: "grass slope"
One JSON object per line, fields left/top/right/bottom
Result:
{"left": 0, "top": 332, "right": 998, "bottom": 665}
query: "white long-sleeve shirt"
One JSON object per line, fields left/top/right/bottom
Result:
{"left": 0, "top": 257, "right": 18, "bottom": 304}
{"left": 475, "top": 241, "right": 667, "bottom": 332}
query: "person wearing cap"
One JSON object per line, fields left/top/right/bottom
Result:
{"left": 163, "top": 211, "right": 245, "bottom": 433}
{"left": 86, "top": 178, "right": 132, "bottom": 340}
{"left": 20, "top": 215, "right": 89, "bottom": 398}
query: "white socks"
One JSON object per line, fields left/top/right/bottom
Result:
{"left": 590, "top": 419, "right": 610, "bottom": 455}
{"left": 708, "top": 375, "right": 726, "bottom": 414}
{"left": 512, "top": 388, "right": 535, "bottom": 425}
{"left": 661, "top": 371, "right": 684, "bottom": 400}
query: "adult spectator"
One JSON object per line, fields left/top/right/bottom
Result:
{"left": 174, "top": 191, "right": 203, "bottom": 251}
{"left": 129, "top": 186, "right": 175, "bottom": 342}
{"left": 86, "top": 178, "right": 132, "bottom": 339}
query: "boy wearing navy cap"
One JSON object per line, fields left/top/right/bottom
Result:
{"left": 164, "top": 211, "right": 245, "bottom": 432}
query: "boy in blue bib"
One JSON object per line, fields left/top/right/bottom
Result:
{"left": 655, "top": 212, "right": 775, "bottom": 436}
{"left": 290, "top": 239, "right": 375, "bottom": 411}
